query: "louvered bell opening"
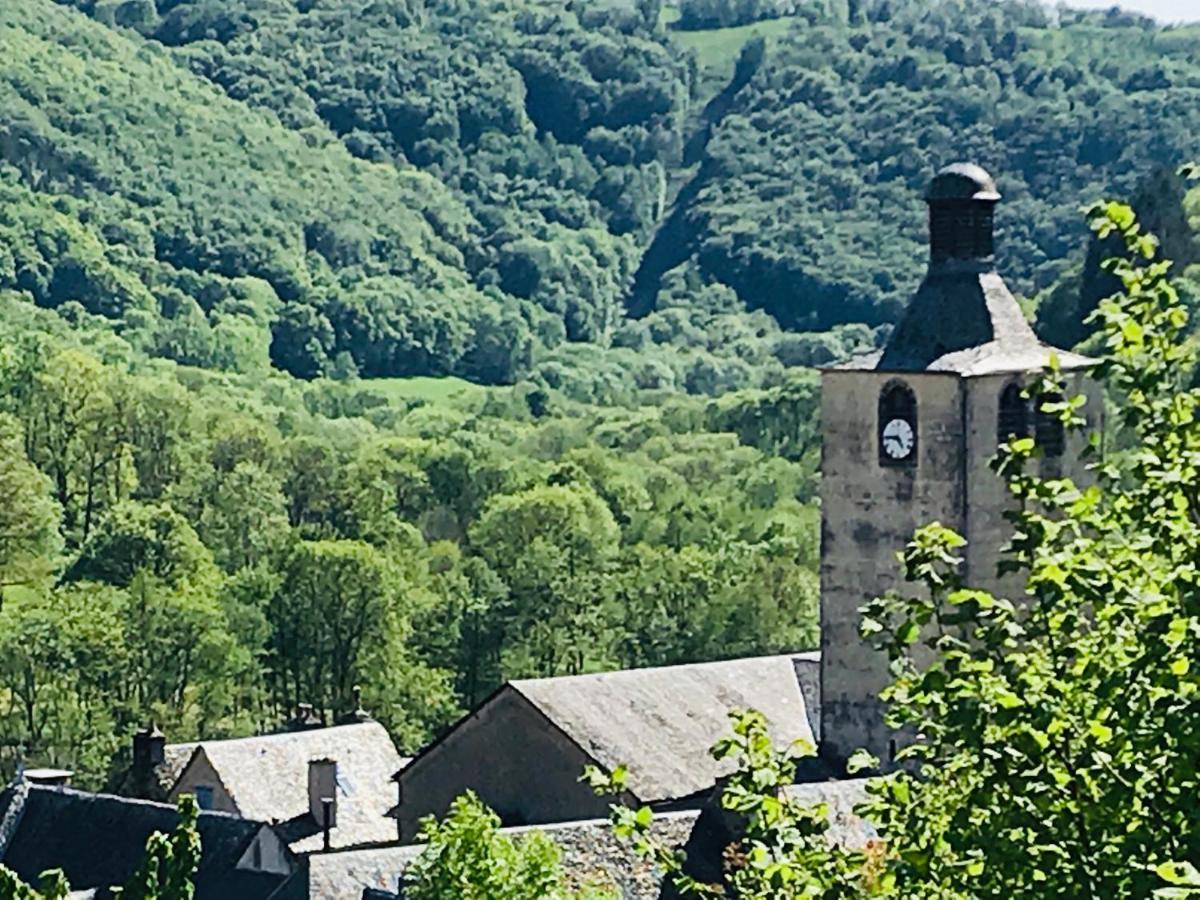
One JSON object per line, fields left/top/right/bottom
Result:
{"left": 975, "top": 205, "right": 995, "bottom": 257}
{"left": 930, "top": 201, "right": 995, "bottom": 263}
{"left": 997, "top": 383, "right": 1028, "bottom": 444}
{"left": 929, "top": 203, "right": 960, "bottom": 263}
{"left": 1035, "top": 393, "right": 1065, "bottom": 458}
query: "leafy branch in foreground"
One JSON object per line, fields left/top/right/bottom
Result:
{"left": 587, "top": 709, "right": 875, "bottom": 897}
{"left": 856, "top": 196, "right": 1200, "bottom": 897}
{"left": 404, "top": 791, "right": 616, "bottom": 900}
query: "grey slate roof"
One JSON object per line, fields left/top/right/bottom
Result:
{"left": 510, "top": 653, "right": 819, "bottom": 804}
{"left": 174, "top": 722, "right": 404, "bottom": 854}
{"left": 302, "top": 811, "right": 702, "bottom": 900}
{"left": 0, "top": 782, "right": 285, "bottom": 899}
{"left": 863, "top": 267, "right": 1093, "bottom": 376}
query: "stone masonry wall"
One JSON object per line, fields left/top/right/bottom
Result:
{"left": 819, "top": 371, "right": 965, "bottom": 767}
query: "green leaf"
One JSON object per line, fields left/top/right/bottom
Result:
{"left": 846, "top": 748, "right": 879, "bottom": 775}
{"left": 1156, "top": 861, "right": 1200, "bottom": 886}
{"left": 995, "top": 690, "right": 1023, "bottom": 709}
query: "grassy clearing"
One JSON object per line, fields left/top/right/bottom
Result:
{"left": 667, "top": 16, "right": 799, "bottom": 100}
{"left": 366, "top": 376, "right": 489, "bottom": 408}
{"left": 672, "top": 16, "right": 798, "bottom": 69}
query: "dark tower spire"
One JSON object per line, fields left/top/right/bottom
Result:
{"left": 926, "top": 162, "right": 1000, "bottom": 266}
{"left": 877, "top": 162, "right": 1048, "bottom": 373}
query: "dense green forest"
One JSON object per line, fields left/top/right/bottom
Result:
{"left": 4, "top": 0, "right": 1200, "bottom": 385}
{"left": 0, "top": 0, "right": 1199, "bottom": 784}
{"left": 0, "top": 297, "right": 821, "bottom": 783}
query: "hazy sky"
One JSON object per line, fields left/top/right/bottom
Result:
{"left": 1055, "top": 0, "right": 1200, "bottom": 22}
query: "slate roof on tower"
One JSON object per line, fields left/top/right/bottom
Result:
{"left": 841, "top": 163, "right": 1094, "bottom": 376}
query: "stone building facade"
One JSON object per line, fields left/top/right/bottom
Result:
{"left": 394, "top": 654, "right": 819, "bottom": 838}
{"left": 819, "top": 163, "right": 1103, "bottom": 768}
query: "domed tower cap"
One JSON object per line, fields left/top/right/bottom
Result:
{"left": 926, "top": 162, "right": 1001, "bottom": 202}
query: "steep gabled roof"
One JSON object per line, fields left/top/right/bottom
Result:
{"left": 509, "top": 653, "right": 818, "bottom": 804}
{"left": 0, "top": 783, "right": 285, "bottom": 899}
{"left": 173, "top": 722, "right": 404, "bottom": 854}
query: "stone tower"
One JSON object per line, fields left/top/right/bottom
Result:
{"left": 818, "top": 163, "right": 1103, "bottom": 768}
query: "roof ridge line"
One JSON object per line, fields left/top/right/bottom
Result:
{"left": 0, "top": 780, "right": 31, "bottom": 857}
{"left": 509, "top": 652, "right": 811, "bottom": 686}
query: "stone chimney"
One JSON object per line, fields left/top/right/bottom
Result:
{"left": 308, "top": 757, "right": 338, "bottom": 831}
{"left": 289, "top": 703, "right": 325, "bottom": 731}
{"left": 132, "top": 723, "right": 166, "bottom": 775}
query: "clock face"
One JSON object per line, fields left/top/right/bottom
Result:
{"left": 882, "top": 418, "right": 915, "bottom": 461}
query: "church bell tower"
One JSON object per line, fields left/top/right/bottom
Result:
{"left": 818, "top": 163, "right": 1103, "bottom": 768}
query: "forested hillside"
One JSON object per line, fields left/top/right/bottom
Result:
{"left": 0, "top": 297, "right": 822, "bottom": 784}
{"left": 1, "top": 0, "right": 1199, "bottom": 784}
{"left": 4, "top": 0, "right": 1200, "bottom": 387}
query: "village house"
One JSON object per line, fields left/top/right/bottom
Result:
{"left": 392, "top": 653, "right": 821, "bottom": 839}
{"left": 117, "top": 716, "right": 407, "bottom": 854}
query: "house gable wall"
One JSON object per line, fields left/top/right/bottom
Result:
{"left": 170, "top": 750, "right": 237, "bottom": 815}
{"left": 398, "top": 687, "right": 609, "bottom": 839}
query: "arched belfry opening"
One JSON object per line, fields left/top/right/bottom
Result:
{"left": 998, "top": 382, "right": 1028, "bottom": 444}
{"left": 878, "top": 381, "right": 917, "bottom": 467}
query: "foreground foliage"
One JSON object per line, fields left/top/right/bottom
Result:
{"left": 405, "top": 792, "right": 615, "bottom": 900}
{"left": 851, "top": 197, "right": 1200, "bottom": 897}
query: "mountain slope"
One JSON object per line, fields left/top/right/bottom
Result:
{"left": 677, "top": 1, "right": 1200, "bottom": 330}
{"left": 3, "top": 0, "right": 1200, "bottom": 389}
{"left": 1, "top": 0, "right": 528, "bottom": 380}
